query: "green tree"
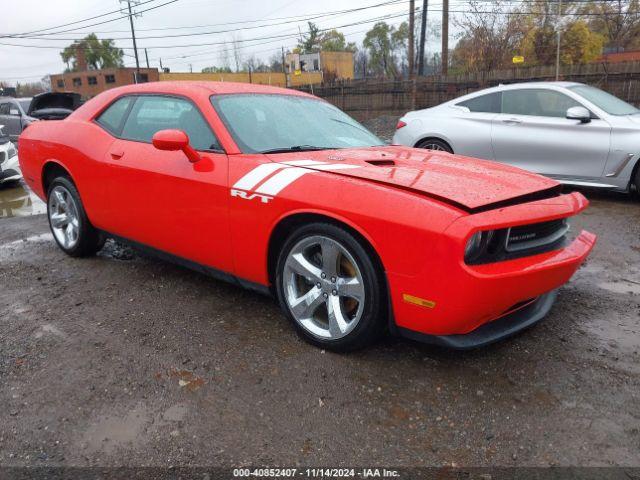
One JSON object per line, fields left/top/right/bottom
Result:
{"left": 318, "top": 29, "right": 357, "bottom": 52}
{"left": 61, "top": 33, "right": 124, "bottom": 71}
{"left": 297, "top": 23, "right": 356, "bottom": 53}
{"left": 362, "top": 21, "right": 409, "bottom": 78}
{"left": 201, "top": 66, "right": 233, "bottom": 73}
{"left": 561, "top": 20, "right": 605, "bottom": 64}
{"left": 298, "top": 22, "right": 321, "bottom": 53}
{"left": 518, "top": 1, "right": 603, "bottom": 66}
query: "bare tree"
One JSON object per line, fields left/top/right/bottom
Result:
{"left": 218, "top": 42, "right": 232, "bottom": 71}
{"left": 231, "top": 34, "right": 243, "bottom": 73}
{"left": 579, "top": 0, "right": 640, "bottom": 52}
{"left": 452, "top": 0, "right": 525, "bottom": 72}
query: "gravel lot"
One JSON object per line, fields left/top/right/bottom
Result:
{"left": 0, "top": 164, "right": 639, "bottom": 468}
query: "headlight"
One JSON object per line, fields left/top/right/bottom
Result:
{"left": 8, "top": 145, "right": 17, "bottom": 158}
{"left": 465, "top": 231, "right": 483, "bottom": 259}
{"left": 464, "top": 230, "right": 495, "bottom": 263}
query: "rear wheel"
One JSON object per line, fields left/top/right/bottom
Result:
{"left": 634, "top": 167, "right": 640, "bottom": 197}
{"left": 416, "top": 138, "right": 453, "bottom": 153}
{"left": 275, "top": 223, "right": 387, "bottom": 352}
{"left": 47, "top": 176, "right": 104, "bottom": 257}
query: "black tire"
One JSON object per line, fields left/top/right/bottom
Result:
{"left": 633, "top": 167, "right": 640, "bottom": 198}
{"left": 275, "top": 222, "right": 387, "bottom": 352}
{"left": 416, "top": 138, "right": 453, "bottom": 153}
{"left": 47, "top": 176, "right": 105, "bottom": 257}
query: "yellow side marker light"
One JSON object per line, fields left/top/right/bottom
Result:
{"left": 402, "top": 294, "right": 436, "bottom": 309}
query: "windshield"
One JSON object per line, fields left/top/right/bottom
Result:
{"left": 569, "top": 85, "right": 639, "bottom": 116}
{"left": 18, "top": 99, "right": 31, "bottom": 112}
{"left": 211, "top": 94, "right": 384, "bottom": 153}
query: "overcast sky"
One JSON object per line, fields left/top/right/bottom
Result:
{"left": 0, "top": 0, "right": 454, "bottom": 85}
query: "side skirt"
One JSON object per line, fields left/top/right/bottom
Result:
{"left": 103, "top": 232, "right": 272, "bottom": 297}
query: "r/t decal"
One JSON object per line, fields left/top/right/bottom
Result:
{"left": 230, "top": 189, "right": 273, "bottom": 204}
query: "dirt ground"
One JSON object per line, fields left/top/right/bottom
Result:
{"left": 0, "top": 172, "right": 639, "bottom": 468}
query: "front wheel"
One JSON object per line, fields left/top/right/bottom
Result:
{"left": 47, "top": 176, "right": 104, "bottom": 257}
{"left": 275, "top": 223, "right": 387, "bottom": 352}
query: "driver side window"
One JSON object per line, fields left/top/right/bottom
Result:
{"left": 121, "top": 95, "right": 221, "bottom": 151}
{"left": 502, "top": 89, "right": 583, "bottom": 118}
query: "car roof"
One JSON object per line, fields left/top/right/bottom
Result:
{"left": 106, "top": 81, "right": 314, "bottom": 98}
{"left": 495, "top": 81, "right": 582, "bottom": 90}
{"left": 70, "top": 80, "right": 318, "bottom": 122}
{"left": 439, "top": 81, "right": 585, "bottom": 107}
{"left": 467, "top": 81, "right": 584, "bottom": 96}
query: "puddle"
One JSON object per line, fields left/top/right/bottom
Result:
{"left": 0, "top": 181, "right": 46, "bottom": 218}
{"left": 161, "top": 404, "right": 188, "bottom": 423}
{"left": 34, "top": 323, "right": 66, "bottom": 339}
{"left": 82, "top": 405, "right": 151, "bottom": 454}
{"left": 0, "top": 233, "right": 53, "bottom": 261}
{"left": 598, "top": 279, "right": 640, "bottom": 296}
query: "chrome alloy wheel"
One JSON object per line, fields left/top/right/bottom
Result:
{"left": 283, "top": 235, "right": 365, "bottom": 340}
{"left": 423, "top": 142, "right": 445, "bottom": 151}
{"left": 48, "top": 185, "right": 80, "bottom": 250}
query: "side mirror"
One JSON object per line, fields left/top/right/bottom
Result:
{"left": 152, "top": 129, "right": 201, "bottom": 163}
{"left": 9, "top": 108, "right": 21, "bottom": 116}
{"left": 566, "top": 106, "right": 591, "bottom": 124}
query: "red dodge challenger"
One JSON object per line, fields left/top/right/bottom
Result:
{"left": 18, "top": 82, "right": 596, "bottom": 351}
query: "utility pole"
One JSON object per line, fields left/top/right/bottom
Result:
{"left": 408, "top": 0, "right": 415, "bottom": 77}
{"left": 159, "top": 57, "right": 163, "bottom": 71}
{"left": 441, "top": 0, "right": 449, "bottom": 76}
{"left": 417, "top": 0, "right": 428, "bottom": 76}
{"left": 555, "top": 0, "right": 562, "bottom": 80}
{"left": 144, "top": 48, "right": 150, "bottom": 69}
{"left": 122, "top": 0, "right": 140, "bottom": 83}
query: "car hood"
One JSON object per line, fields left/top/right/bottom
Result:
{"left": 271, "top": 146, "right": 560, "bottom": 212}
{"left": 27, "top": 92, "right": 82, "bottom": 119}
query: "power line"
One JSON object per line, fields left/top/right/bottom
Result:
{"left": 0, "top": 0, "right": 161, "bottom": 38}
{"left": 8, "top": 0, "right": 409, "bottom": 41}
{"left": 0, "top": 9, "right": 412, "bottom": 52}
{"left": 0, "top": 0, "right": 180, "bottom": 40}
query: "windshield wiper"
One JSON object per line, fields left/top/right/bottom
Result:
{"left": 260, "top": 145, "right": 332, "bottom": 154}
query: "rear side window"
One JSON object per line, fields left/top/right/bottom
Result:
{"left": 96, "top": 97, "right": 133, "bottom": 135}
{"left": 458, "top": 92, "right": 501, "bottom": 113}
{"left": 121, "top": 95, "right": 220, "bottom": 151}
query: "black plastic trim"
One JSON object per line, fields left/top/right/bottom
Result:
{"left": 104, "top": 232, "right": 272, "bottom": 297}
{"left": 397, "top": 290, "right": 558, "bottom": 349}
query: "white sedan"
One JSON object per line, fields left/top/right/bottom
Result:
{"left": 393, "top": 81, "right": 640, "bottom": 194}
{"left": 0, "top": 130, "right": 21, "bottom": 184}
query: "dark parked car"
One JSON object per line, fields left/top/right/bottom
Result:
{"left": 0, "top": 92, "right": 81, "bottom": 143}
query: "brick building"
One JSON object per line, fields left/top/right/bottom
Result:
{"left": 49, "top": 67, "right": 160, "bottom": 99}
{"left": 597, "top": 50, "right": 640, "bottom": 63}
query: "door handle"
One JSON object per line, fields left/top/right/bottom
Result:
{"left": 110, "top": 150, "right": 125, "bottom": 160}
{"left": 502, "top": 118, "right": 523, "bottom": 125}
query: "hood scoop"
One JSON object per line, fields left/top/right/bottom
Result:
{"left": 365, "top": 159, "right": 396, "bottom": 166}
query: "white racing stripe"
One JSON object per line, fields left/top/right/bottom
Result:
{"left": 254, "top": 167, "right": 310, "bottom": 196}
{"left": 310, "top": 163, "right": 360, "bottom": 171}
{"left": 232, "top": 163, "right": 288, "bottom": 191}
{"left": 280, "top": 160, "right": 328, "bottom": 167}
{"left": 232, "top": 161, "right": 360, "bottom": 198}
